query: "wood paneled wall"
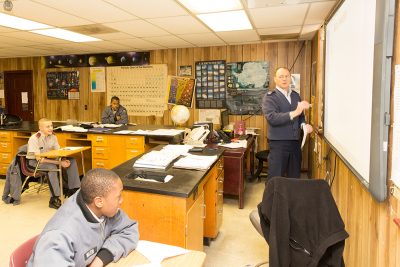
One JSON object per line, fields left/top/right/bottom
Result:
{"left": 0, "top": 41, "right": 312, "bottom": 152}
{"left": 309, "top": 1, "right": 400, "bottom": 266}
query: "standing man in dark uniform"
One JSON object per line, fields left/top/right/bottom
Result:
{"left": 262, "top": 67, "right": 313, "bottom": 179}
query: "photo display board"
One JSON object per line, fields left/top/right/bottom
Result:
{"left": 195, "top": 60, "right": 226, "bottom": 109}
{"left": 46, "top": 71, "right": 80, "bottom": 99}
{"left": 106, "top": 65, "right": 168, "bottom": 117}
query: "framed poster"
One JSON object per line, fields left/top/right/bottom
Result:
{"left": 195, "top": 60, "right": 226, "bottom": 109}
{"left": 226, "top": 61, "right": 269, "bottom": 115}
{"left": 46, "top": 71, "right": 80, "bottom": 100}
{"left": 179, "top": 65, "right": 192, "bottom": 77}
{"left": 167, "top": 76, "right": 195, "bottom": 107}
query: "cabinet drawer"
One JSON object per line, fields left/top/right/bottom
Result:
{"left": 0, "top": 132, "right": 11, "bottom": 141}
{"left": 216, "top": 158, "right": 224, "bottom": 175}
{"left": 217, "top": 170, "right": 224, "bottom": 192}
{"left": 92, "top": 147, "right": 109, "bottom": 159}
{"left": 92, "top": 159, "right": 109, "bottom": 169}
{"left": 126, "top": 149, "right": 143, "bottom": 159}
{"left": 0, "top": 163, "right": 8, "bottom": 175}
{"left": 91, "top": 135, "right": 108, "bottom": 146}
{"left": 126, "top": 137, "right": 144, "bottom": 149}
{"left": 0, "top": 142, "right": 11, "bottom": 152}
{"left": 0, "top": 152, "right": 11, "bottom": 163}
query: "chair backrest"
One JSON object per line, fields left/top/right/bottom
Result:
{"left": 18, "top": 154, "right": 36, "bottom": 177}
{"left": 9, "top": 235, "right": 38, "bottom": 267}
{"left": 249, "top": 209, "right": 263, "bottom": 236}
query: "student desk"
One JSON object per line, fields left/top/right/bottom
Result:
{"left": 109, "top": 250, "right": 206, "bottom": 267}
{"left": 37, "top": 146, "right": 91, "bottom": 203}
{"left": 112, "top": 146, "right": 224, "bottom": 250}
{"left": 0, "top": 121, "right": 183, "bottom": 175}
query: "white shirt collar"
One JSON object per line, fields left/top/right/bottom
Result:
{"left": 276, "top": 86, "right": 291, "bottom": 97}
{"left": 86, "top": 204, "right": 105, "bottom": 223}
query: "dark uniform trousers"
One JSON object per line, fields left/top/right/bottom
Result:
{"left": 268, "top": 140, "right": 301, "bottom": 179}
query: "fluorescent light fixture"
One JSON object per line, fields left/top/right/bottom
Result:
{"left": 178, "top": 0, "right": 242, "bottom": 13}
{"left": 197, "top": 10, "right": 252, "bottom": 32}
{"left": 0, "top": 13, "right": 51, "bottom": 30}
{"left": 31, "top": 28, "right": 101, "bottom": 42}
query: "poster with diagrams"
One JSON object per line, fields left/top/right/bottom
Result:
{"left": 90, "top": 67, "right": 106, "bottom": 93}
{"left": 167, "top": 76, "right": 195, "bottom": 107}
{"left": 46, "top": 71, "right": 80, "bottom": 100}
{"left": 106, "top": 65, "right": 168, "bottom": 116}
{"left": 226, "top": 61, "right": 269, "bottom": 115}
{"left": 195, "top": 60, "right": 226, "bottom": 109}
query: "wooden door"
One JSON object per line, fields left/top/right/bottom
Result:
{"left": 4, "top": 70, "right": 34, "bottom": 121}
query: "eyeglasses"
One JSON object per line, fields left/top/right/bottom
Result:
{"left": 277, "top": 75, "right": 290, "bottom": 79}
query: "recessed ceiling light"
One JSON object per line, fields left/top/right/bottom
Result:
{"left": 0, "top": 13, "right": 51, "bottom": 30}
{"left": 31, "top": 28, "right": 101, "bottom": 42}
{"left": 178, "top": 0, "right": 242, "bottom": 14}
{"left": 197, "top": 10, "right": 252, "bottom": 32}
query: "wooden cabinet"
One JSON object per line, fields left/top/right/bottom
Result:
{"left": 121, "top": 188, "right": 205, "bottom": 250}
{"left": 89, "top": 134, "right": 145, "bottom": 169}
{"left": 203, "top": 157, "right": 224, "bottom": 239}
{"left": 0, "top": 131, "right": 12, "bottom": 175}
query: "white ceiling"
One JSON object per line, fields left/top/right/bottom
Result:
{"left": 0, "top": 0, "right": 337, "bottom": 58}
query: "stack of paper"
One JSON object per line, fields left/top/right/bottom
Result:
{"left": 173, "top": 155, "right": 218, "bottom": 170}
{"left": 162, "top": 145, "right": 193, "bottom": 156}
{"left": 133, "top": 150, "right": 180, "bottom": 169}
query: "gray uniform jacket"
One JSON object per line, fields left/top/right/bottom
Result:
{"left": 101, "top": 105, "right": 128, "bottom": 124}
{"left": 2, "top": 145, "right": 26, "bottom": 205}
{"left": 27, "top": 191, "right": 139, "bottom": 267}
{"left": 261, "top": 89, "right": 305, "bottom": 140}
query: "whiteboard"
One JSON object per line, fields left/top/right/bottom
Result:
{"left": 324, "top": 0, "right": 394, "bottom": 201}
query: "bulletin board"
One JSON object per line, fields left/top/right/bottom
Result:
{"left": 195, "top": 60, "right": 226, "bottom": 109}
{"left": 46, "top": 71, "right": 80, "bottom": 99}
{"left": 106, "top": 65, "right": 168, "bottom": 117}
{"left": 167, "top": 76, "right": 195, "bottom": 107}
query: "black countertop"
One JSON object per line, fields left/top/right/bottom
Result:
{"left": 112, "top": 146, "right": 224, "bottom": 198}
{"left": 0, "top": 121, "right": 183, "bottom": 143}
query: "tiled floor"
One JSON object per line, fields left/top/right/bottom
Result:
{"left": 0, "top": 178, "right": 269, "bottom": 267}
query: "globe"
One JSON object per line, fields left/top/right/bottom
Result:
{"left": 171, "top": 105, "right": 190, "bottom": 125}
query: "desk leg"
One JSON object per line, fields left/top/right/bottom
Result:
{"left": 58, "top": 158, "right": 64, "bottom": 204}
{"left": 81, "top": 151, "right": 86, "bottom": 175}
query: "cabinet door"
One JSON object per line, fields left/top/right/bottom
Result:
{"left": 186, "top": 191, "right": 204, "bottom": 251}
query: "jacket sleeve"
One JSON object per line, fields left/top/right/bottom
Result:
{"left": 101, "top": 107, "right": 115, "bottom": 124}
{"left": 258, "top": 191, "right": 291, "bottom": 267}
{"left": 28, "top": 230, "right": 75, "bottom": 267}
{"left": 116, "top": 107, "right": 128, "bottom": 125}
{"left": 262, "top": 94, "right": 291, "bottom": 126}
{"left": 101, "top": 210, "right": 139, "bottom": 264}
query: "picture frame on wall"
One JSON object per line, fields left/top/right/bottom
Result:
{"left": 179, "top": 65, "right": 192, "bottom": 77}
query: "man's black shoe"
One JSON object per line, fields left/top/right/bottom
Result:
{"left": 49, "top": 196, "right": 61, "bottom": 209}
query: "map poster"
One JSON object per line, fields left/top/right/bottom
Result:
{"left": 195, "top": 60, "right": 226, "bottom": 109}
{"left": 167, "top": 76, "right": 195, "bottom": 107}
{"left": 46, "top": 71, "right": 80, "bottom": 100}
{"left": 226, "top": 61, "right": 269, "bottom": 115}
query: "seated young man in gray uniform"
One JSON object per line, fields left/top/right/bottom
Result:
{"left": 27, "top": 118, "right": 80, "bottom": 209}
{"left": 101, "top": 96, "right": 128, "bottom": 125}
{"left": 27, "top": 168, "right": 139, "bottom": 267}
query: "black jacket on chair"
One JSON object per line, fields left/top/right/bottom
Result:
{"left": 258, "top": 177, "right": 349, "bottom": 267}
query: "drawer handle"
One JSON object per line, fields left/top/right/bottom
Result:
{"left": 2, "top": 155, "right": 8, "bottom": 159}
{"left": 1, "top": 144, "right": 7, "bottom": 148}
{"left": 96, "top": 137, "right": 104, "bottom": 142}
{"left": 96, "top": 162, "right": 104, "bottom": 166}
{"left": 95, "top": 148, "right": 105, "bottom": 151}
{"left": 218, "top": 179, "right": 223, "bottom": 183}
{"left": 202, "top": 204, "right": 206, "bottom": 219}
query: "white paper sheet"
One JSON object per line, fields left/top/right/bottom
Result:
{"left": 135, "top": 240, "right": 188, "bottom": 264}
{"left": 218, "top": 140, "right": 247, "bottom": 148}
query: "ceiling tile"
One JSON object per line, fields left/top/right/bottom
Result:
{"left": 89, "top": 40, "right": 133, "bottom": 51}
{"left": 112, "top": 38, "right": 167, "bottom": 50}
{"left": 105, "top": 20, "right": 169, "bottom": 37}
{"left": 178, "top": 33, "right": 225, "bottom": 46}
{"left": 249, "top": 4, "right": 308, "bottom": 28}
{"left": 103, "top": 0, "right": 187, "bottom": 18}
{"left": 90, "top": 32, "right": 134, "bottom": 41}
{"left": 0, "top": 34, "right": 42, "bottom": 46}
{"left": 5, "top": 31, "right": 69, "bottom": 44}
{"left": 148, "top": 16, "right": 210, "bottom": 35}
{"left": 216, "top": 30, "right": 260, "bottom": 43}
{"left": 32, "top": 0, "right": 136, "bottom": 23}
{"left": 144, "top": 35, "right": 193, "bottom": 48}
{"left": 258, "top": 26, "right": 301, "bottom": 35}
{"left": 304, "top": 1, "right": 336, "bottom": 24}
{"left": 3, "top": 1, "right": 92, "bottom": 27}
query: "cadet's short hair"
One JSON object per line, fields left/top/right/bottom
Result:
{"left": 80, "top": 168, "right": 120, "bottom": 204}
{"left": 111, "top": 96, "right": 120, "bottom": 103}
{"left": 38, "top": 118, "right": 52, "bottom": 126}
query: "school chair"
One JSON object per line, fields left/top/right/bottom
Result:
{"left": 252, "top": 150, "right": 269, "bottom": 182}
{"left": 9, "top": 235, "right": 38, "bottom": 267}
{"left": 249, "top": 209, "right": 269, "bottom": 267}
